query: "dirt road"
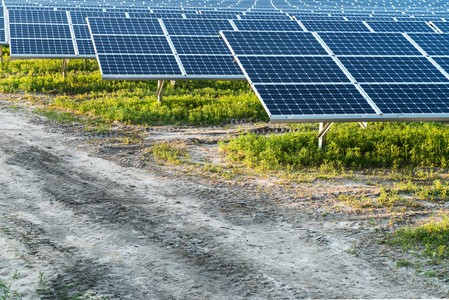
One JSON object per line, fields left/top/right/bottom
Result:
{"left": 0, "top": 102, "right": 446, "bottom": 299}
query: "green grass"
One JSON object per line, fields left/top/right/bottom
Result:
{"left": 220, "top": 122, "right": 449, "bottom": 170}
{"left": 145, "top": 142, "right": 189, "bottom": 164}
{"left": 385, "top": 215, "right": 449, "bottom": 262}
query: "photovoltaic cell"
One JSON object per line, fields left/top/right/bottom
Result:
{"left": 221, "top": 31, "right": 328, "bottom": 56}
{"left": 92, "top": 35, "right": 172, "bottom": 54}
{"left": 70, "top": 11, "right": 126, "bottom": 25}
{"left": 239, "top": 14, "right": 291, "bottom": 20}
{"left": 87, "top": 18, "right": 164, "bottom": 35}
{"left": 408, "top": 33, "right": 449, "bottom": 56}
{"left": 431, "top": 57, "right": 449, "bottom": 74}
{"left": 237, "top": 56, "right": 350, "bottom": 83}
{"left": 233, "top": 20, "right": 303, "bottom": 31}
{"left": 362, "top": 84, "right": 449, "bottom": 114}
{"left": 98, "top": 54, "right": 182, "bottom": 77}
{"left": 10, "top": 39, "right": 76, "bottom": 56}
{"left": 9, "top": 24, "right": 72, "bottom": 39}
{"left": 432, "top": 21, "right": 449, "bottom": 33}
{"left": 318, "top": 32, "right": 422, "bottom": 56}
{"left": 162, "top": 19, "right": 234, "bottom": 36}
{"left": 73, "top": 25, "right": 91, "bottom": 39}
{"left": 75, "top": 39, "right": 96, "bottom": 56}
{"left": 366, "top": 21, "right": 435, "bottom": 33}
{"left": 8, "top": 10, "right": 68, "bottom": 23}
{"left": 171, "top": 36, "right": 231, "bottom": 54}
{"left": 338, "top": 56, "right": 448, "bottom": 83}
{"left": 180, "top": 55, "right": 242, "bottom": 75}
{"left": 301, "top": 20, "right": 371, "bottom": 32}
{"left": 255, "top": 84, "right": 376, "bottom": 116}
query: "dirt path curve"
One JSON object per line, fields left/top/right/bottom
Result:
{"left": 0, "top": 107, "right": 445, "bottom": 299}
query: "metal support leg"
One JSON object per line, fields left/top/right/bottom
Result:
{"left": 318, "top": 122, "right": 333, "bottom": 151}
{"left": 0, "top": 46, "right": 3, "bottom": 63}
{"left": 358, "top": 122, "right": 368, "bottom": 129}
{"left": 171, "top": 80, "right": 176, "bottom": 86}
{"left": 62, "top": 59, "right": 69, "bottom": 79}
{"left": 156, "top": 80, "right": 164, "bottom": 104}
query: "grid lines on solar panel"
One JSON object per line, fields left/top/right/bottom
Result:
{"left": 92, "top": 35, "right": 172, "bottom": 54}
{"left": 87, "top": 18, "right": 164, "bottom": 35}
{"left": 162, "top": 19, "right": 234, "bottom": 36}
{"left": 10, "top": 39, "right": 76, "bottom": 55}
{"left": 237, "top": 56, "right": 350, "bottom": 83}
{"left": 0, "top": 30, "right": 6, "bottom": 44}
{"left": 238, "top": 14, "right": 291, "bottom": 20}
{"left": 301, "top": 20, "right": 371, "bottom": 32}
{"left": 73, "top": 25, "right": 90, "bottom": 39}
{"left": 338, "top": 56, "right": 449, "bottom": 83}
{"left": 233, "top": 20, "right": 303, "bottom": 31}
{"left": 98, "top": 54, "right": 182, "bottom": 77}
{"left": 70, "top": 11, "right": 126, "bottom": 25}
{"left": 361, "top": 83, "right": 449, "bottom": 114}
{"left": 430, "top": 57, "right": 449, "bottom": 75}
{"left": 318, "top": 32, "right": 422, "bottom": 56}
{"left": 170, "top": 36, "right": 231, "bottom": 54}
{"left": 408, "top": 33, "right": 449, "bottom": 56}
{"left": 75, "top": 39, "right": 95, "bottom": 56}
{"left": 9, "top": 24, "right": 72, "bottom": 39}
{"left": 179, "top": 55, "right": 242, "bottom": 75}
{"left": 255, "top": 84, "right": 376, "bottom": 116}
{"left": 366, "top": 21, "right": 435, "bottom": 33}
{"left": 432, "top": 21, "right": 449, "bottom": 33}
{"left": 222, "top": 31, "right": 328, "bottom": 56}
{"left": 8, "top": 10, "right": 68, "bottom": 23}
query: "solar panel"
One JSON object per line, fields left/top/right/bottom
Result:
{"left": 87, "top": 17, "right": 164, "bottom": 35}
{"left": 361, "top": 84, "right": 449, "bottom": 114}
{"left": 301, "top": 20, "right": 371, "bottom": 32}
{"left": 8, "top": 9, "right": 68, "bottom": 23}
{"left": 10, "top": 24, "right": 72, "bottom": 39}
{"left": 247, "top": 55, "right": 354, "bottom": 83}
{"left": 338, "top": 56, "right": 448, "bottom": 83}
{"left": 10, "top": 39, "right": 76, "bottom": 56}
{"left": 232, "top": 19, "right": 303, "bottom": 31}
{"left": 221, "top": 31, "right": 328, "bottom": 56}
{"left": 430, "top": 57, "right": 449, "bottom": 74}
{"left": 318, "top": 32, "right": 422, "bottom": 56}
{"left": 88, "top": 17, "right": 244, "bottom": 80}
{"left": 366, "top": 21, "right": 436, "bottom": 33}
{"left": 407, "top": 33, "right": 449, "bottom": 56}
{"left": 432, "top": 21, "right": 449, "bottom": 33}
{"left": 238, "top": 14, "right": 291, "bottom": 20}
{"left": 162, "top": 19, "right": 234, "bottom": 35}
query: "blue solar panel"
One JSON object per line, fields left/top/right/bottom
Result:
{"left": 87, "top": 17, "right": 164, "bottom": 35}
{"left": 255, "top": 84, "right": 376, "bottom": 116}
{"left": 362, "top": 84, "right": 449, "bottom": 114}
{"left": 239, "top": 14, "right": 291, "bottom": 20}
{"left": 70, "top": 11, "right": 126, "bottom": 25}
{"left": 431, "top": 57, "right": 449, "bottom": 74}
{"left": 10, "top": 24, "right": 72, "bottom": 39}
{"left": 98, "top": 54, "right": 182, "bottom": 77}
{"left": 170, "top": 34, "right": 231, "bottom": 53}
{"left": 237, "top": 56, "right": 350, "bottom": 83}
{"left": 366, "top": 21, "right": 436, "bottom": 33}
{"left": 318, "top": 32, "right": 422, "bottom": 56}
{"left": 93, "top": 35, "right": 172, "bottom": 54}
{"left": 233, "top": 19, "right": 303, "bottom": 31}
{"left": 162, "top": 19, "right": 234, "bottom": 36}
{"left": 8, "top": 10, "right": 68, "bottom": 23}
{"left": 408, "top": 33, "right": 449, "bottom": 56}
{"left": 73, "top": 24, "right": 91, "bottom": 39}
{"left": 10, "top": 39, "right": 76, "bottom": 56}
{"left": 338, "top": 56, "right": 448, "bottom": 83}
{"left": 180, "top": 55, "right": 242, "bottom": 76}
{"left": 301, "top": 20, "right": 371, "bottom": 32}
{"left": 432, "top": 21, "right": 449, "bottom": 33}
{"left": 75, "top": 39, "right": 95, "bottom": 56}
{"left": 221, "top": 31, "right": 328, "bottom": 56}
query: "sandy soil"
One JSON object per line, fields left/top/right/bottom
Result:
{"left": 0, "top": 97, "right": 448, "bottom": 299}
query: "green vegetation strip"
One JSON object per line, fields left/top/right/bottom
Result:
{"left": 220, "top": 122, "right": 449, "bottom": 170}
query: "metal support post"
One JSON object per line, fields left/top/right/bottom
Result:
{"left": 156, "top": 80, "right": 165, "bottom": 104}
{"left": 358, "top": 122, "right": 368, "bottom": 129}
{"left": 0, "top": 46, "right": 3, "bottom": 63}
{"left": 171, "top": 80, "right": 176, "bottom": 86}
{"left": 318, "top": 122, "right": 333, "bottom": 151}
{"left": 62, "top": 59, "right": 69, "bottom": 79}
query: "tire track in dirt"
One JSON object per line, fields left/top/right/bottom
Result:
{"left": 0, "top": 107, "right": 446, "bottom": 299}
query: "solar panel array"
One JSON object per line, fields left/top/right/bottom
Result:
{"left": 3, "top": 0, "right": 449, "bottom": 122}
